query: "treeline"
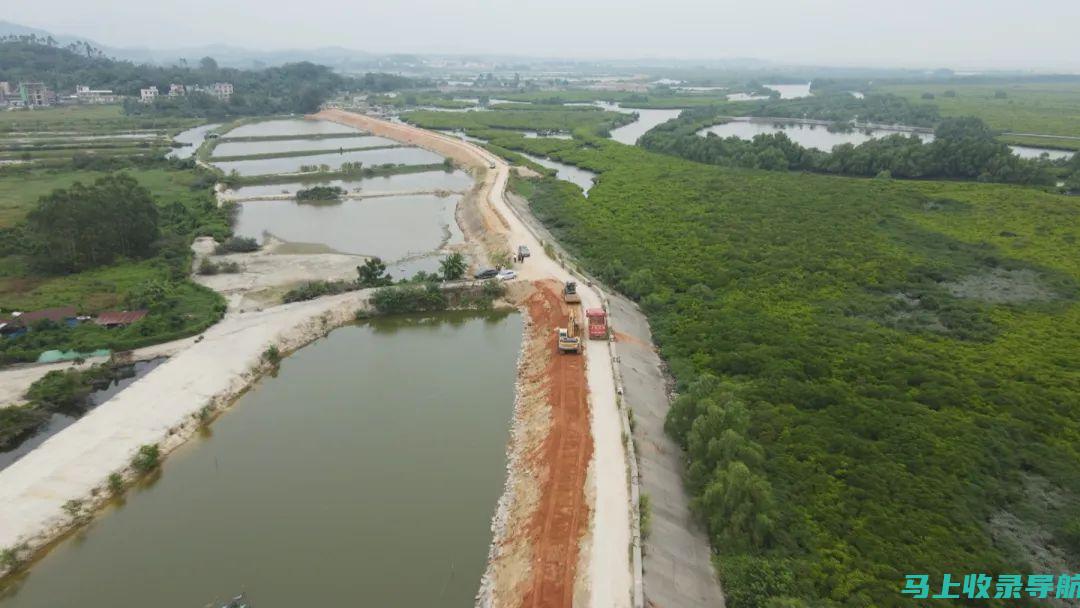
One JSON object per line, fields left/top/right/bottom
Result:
{"left": 736, "top": 92, "right": 941, "bottom": 127}
{"left": 641, "top": 110, "right": 1058, "bottom": 185}
{"left": 0, "top": 40, "right": 424, "bottom": 117}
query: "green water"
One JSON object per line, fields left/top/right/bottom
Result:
{"left": 0, "top": 313, "right": 521, "bottom": 608}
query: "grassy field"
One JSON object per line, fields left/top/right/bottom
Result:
{"left": 878, "top": 82, "right": 1080, "bottom": 141}
{"left": 0, "top": 105, "right": 197, "bottom": 134}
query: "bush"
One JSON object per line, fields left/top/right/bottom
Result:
{"left": 131, "top": 444, "right": 160, "bottom": 473}
{"left": 281, "top": 280, "right": 356, "bottom": 303}
{"left": 214, "top": 236, "right": 259, "bottom": 254}
{"left": 107, "top": 472, "right": 124, "bottom": 495}
{"left": 262, "top": 345, "right": 281, "bottom": 366}
{"left": 198, "top": 258, "right": 242, "bottom": 275}
{"left": 372, "top": 283, "right": 447, "bottom": 314}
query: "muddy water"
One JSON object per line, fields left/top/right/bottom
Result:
{"left": 234, "top": 193, "right": 463, "bottom": 262}
{"left": 0, "top": 314, "right": 522, "bottom": 608}
{"left": 167, "top": 123, "right": 222, "bottom": 159}
{"left": 0, "top": 359, "right": 167, "bottom": 471}
{"left": 224, "top": 169, "right": 474, "bottom": 199}
{"left": 211, "top": 135, "right": 399, "bottom": 157}
{"left": 700, "top": 119, "right": 1075, "bottom": 159}
{"left": 212, "top": 146, "right": 445, "bottom": 176}
{"left": 765, "top": 83, "right": 812, "bottom": 99}
{"left": 224, "top": 119, "right": 359, "bottom": 138}
{"left": 520, "top": 152, "right": 596, "bottom": 195}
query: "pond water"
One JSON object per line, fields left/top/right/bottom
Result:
{"left": 213, "top": 147, "right": 445, "bottom": 176}
{"left": 699, "top": 118, "right": 1076, "bottom": 159}
{"left": 224, "top": 119, "right": 360, "bottom": 139}
{"left": 607, "top": 107, "right": 682, "bottom": 145}
{"left": 211, "top": 135, "right": 399, "bottom": 158}
{"left": 0, "top": 359, "right": 167, "bottom": 471}
{"left": 224, "top": 169, "right": 474, "bottom": 199}
{"left": 1008, "top": 145, "right": 1075, "bottom": 161}
{"left": 234, "top": 193, "right": 463, "bottom": 262}
{"left": 698, "top": 119, "right": 934, "bottom": 150}
{"left": 520, "top": 152, "right": 597, "bottom": 195}
{"left": 167, "top": 123, "right": 222, "bottom": 159}
{"left": 0, "top": 314, "right": 522, "bottom": 608}
{"left": 765, "top": 83, "right": 812, "bottom": 99}
{"left": 523, "top": 131, "right": 572, "bottom": 140}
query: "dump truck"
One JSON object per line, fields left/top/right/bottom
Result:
{"left": 586, "top": 308, "right": 608, "bottom": 340}
{"left": 557, "top": 311, "right": 582, "bottom": 354}
{"left": 563, "top": 281, "right": 581, "bottom": 304}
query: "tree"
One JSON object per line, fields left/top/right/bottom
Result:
{"left": 25, "top": 174, "right": 160, "bottom": 273}
{"left": 198, "top": 56, "right": 218, "bottom": 72}
{"left": 439, "top": 253, "right": 467, "bottom": 281}
{"left": 357, "top": 257, "right": 391, "bottom": 287}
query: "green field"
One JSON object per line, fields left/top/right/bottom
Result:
{"left": 878, "top": 82, "right": 1080, "bottom": 140}
{"left": 0, "top": 104, "right": 197, "bottom": 134}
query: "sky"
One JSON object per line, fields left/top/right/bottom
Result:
{"left": 4, "top": 0, "right": 1080, "bottom": 71}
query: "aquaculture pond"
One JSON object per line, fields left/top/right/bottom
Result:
{"left": 0, "top": 314, "right": 522, "bottom": 608}
{"left": 0, "top": 358, "right": 167, "bottom": 471}
{"left": 224, "top": 169, "right": 474, "bottom": 199}
{"left": 211, "top": 135, "right": 399, "bottom": 158}
{"left": 212, "top": 146, "right": 445, "bottom": 176}
{"left": 223, "top": 119, "right": 359, "bottom": 138}
{"left": 167, "top": 123, "right": 222, "bottom": 159}
{"left": 234, "top": 193, "right": 463, "bottom": 271}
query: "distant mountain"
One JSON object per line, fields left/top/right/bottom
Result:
{"left": 0, "top": 20, "right": 384, "bottom": 70}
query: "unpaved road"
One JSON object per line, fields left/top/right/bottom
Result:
{"left": 314, "top": 109, "right": 633, "bottom": 607}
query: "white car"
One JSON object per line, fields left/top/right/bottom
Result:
{"left": 497, "top": 269, "right": 517, "bottom": 281}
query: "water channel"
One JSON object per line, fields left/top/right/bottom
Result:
{"left": 224, "top": 119, "right": 358, "bottom": 138}
{"left": 519, "top": 152, "right": 597, "bottom": 195}
{"left": 0, "top": 314, "right": 522, "bottom": 607}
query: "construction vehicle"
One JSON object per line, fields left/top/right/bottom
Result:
{"left": 563, "top": 281, "right": 581, "bottom": 304}
{"left": 586, "top": 308, "right": 608, "bottom": 340}
{"left": 557, "top": 311, "right": 582, "bottom": 354}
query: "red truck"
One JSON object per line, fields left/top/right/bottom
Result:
{"left": 586, "top": 308, "right": 608, "bottom": 340}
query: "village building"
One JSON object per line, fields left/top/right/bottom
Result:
{"left": 74, "top": 85, "right": 118, "bottom": 104}
{"left": 139, "top": 86, "right": 159, "bottom": 104}
{"left": 18, "top": 82, "right": 50, "bottom": 107}
{"left": 93, "top": 310, "right": 149, "bottom": 329}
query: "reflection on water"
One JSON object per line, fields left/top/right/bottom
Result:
{"left": 0, "top": 358, "right": 167, "bottom": 471}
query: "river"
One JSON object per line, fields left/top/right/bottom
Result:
{"left": 0, "top": 314, "right": 522, "bottom": 608}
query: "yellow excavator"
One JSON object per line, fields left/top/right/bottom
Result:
{"left": 557, "top": 310, "right": 582, "bottom": 354}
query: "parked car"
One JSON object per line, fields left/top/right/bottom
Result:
{"left": 517, "top": 245, "right": 531, "bottom": 259}
{"left": 497, "top": 269, "right": 518, "bottom": 281}
{"left": 474, "top": 268, "right": 499, "bottom": 280}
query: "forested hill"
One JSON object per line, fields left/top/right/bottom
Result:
{"left": 0, "top": 40, "right": 421, "bottom": 115}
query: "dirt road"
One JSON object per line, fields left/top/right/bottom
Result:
{"left": 522, "top": 281, "right": 593, "bottom": 608}
{"left": 314, "top": 109, "right": 632, "bottom": 607}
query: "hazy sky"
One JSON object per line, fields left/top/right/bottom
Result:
{"left": 5, "top": 0, "right": 1080, "bottom": 70}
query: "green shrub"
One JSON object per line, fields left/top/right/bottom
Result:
{"left": 131, "top": 444, "right": 160, "bottom": 473}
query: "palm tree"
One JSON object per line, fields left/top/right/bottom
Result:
{"left": 439, "top": 253, "right": 467, "bottom": 281}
